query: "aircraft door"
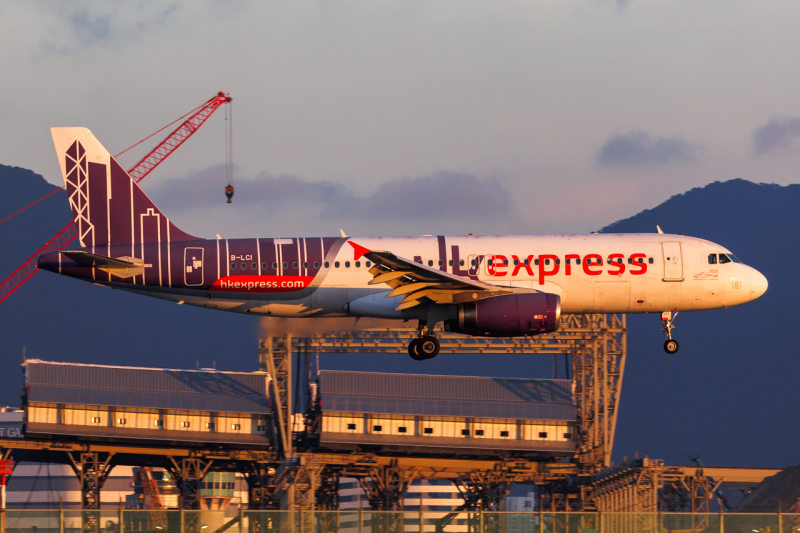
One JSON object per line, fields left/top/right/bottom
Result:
{"left": 662, "top": 242, "right": 683, "bottom": 280}
{"left": 184, "top": 247, "right": 204, "bottom": 286}
{"left": 467, "top": 254, "right": 481, "bottom": 277}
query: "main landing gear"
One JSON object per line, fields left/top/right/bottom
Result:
{"left": 661, "top": 311, "right": 679, "bottom": 354}
{"left": 408, "top": 321, "right": 440, "bottom": 360}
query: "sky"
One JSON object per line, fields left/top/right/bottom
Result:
{"left": 3, "top": 0, "right": 800, "bottom": 239}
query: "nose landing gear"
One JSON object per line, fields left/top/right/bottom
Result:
{"left": 408, "top": 321, "right": 441, "bottom": 360}
{"left": 661, "top": 311, "right": 679, "bottom": 354}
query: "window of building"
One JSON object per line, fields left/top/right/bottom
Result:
{"left": 230, "top": 263, "right": 236, "bottom": 270}
{"left": 91, "top": 417, "right": 101, "bottom": 424}
{"left": 347, "top": 423, "right": 356, "bottom": 430}
{"left": 257, "top": 425, "right": 266, "bottom": 432}
{"left": 373, "top": 425, "right": 383, "bottom": 432}
{"left": 182, "top": 421, "right": 190, "bottom": 428}
{"left": 461, "top": 429, "right": 470, "bottom": 436}
{"left": 206, "top": 422, "right": 215, "bottom": 429}
{"left": 345, "top": 261, "right": 350, "bottom": 268}
{"left": 539, "top": 432, "right": 548, "bottom": 438}
{"left": 424, "top": 427, "right": 433, "bottom": 434}
{"left": 475, "top": 429, "right": 484, "bottom": 436}
{"left": 398, "top": 426, "right": 407, "bottom": 433}
{"left": 231, "top": 424, "right": 241, "bottom": 430}
{"left": 117, "top": 418, "right": 126, "bottom": 425}
{"left": 564, "top": 433, "right": 572, "bottom": 439}
{"left": 154, "top": 420, "right": 163, "bottom": 427}
{"left": 500, "top": 430, "right": 509, "bottom": 437}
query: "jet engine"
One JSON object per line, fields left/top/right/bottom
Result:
{"left": 444, "top": 293, "right": 561, "bottom": 337}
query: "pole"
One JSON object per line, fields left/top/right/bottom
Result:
{"left": 239, "top": 508, "right": 243, "bottom": 533}
{"left": 59, "top": 498, "right": 64, "bottom": 533}
{"left": 358, "top": 507, "right": 363, "bottom": 533}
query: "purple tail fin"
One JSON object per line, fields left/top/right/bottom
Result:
{"left": 50, "top": 127, "right": 198, "bottom": 249}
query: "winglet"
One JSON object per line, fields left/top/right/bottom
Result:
{"left": 656, "top": 225, "right": 664, "bottom": 234}
{"left": 348, "top": 241, "right": 371, "bottom": 261}
{"left": 339, "top": 229, "right": 348, "bottom": 238}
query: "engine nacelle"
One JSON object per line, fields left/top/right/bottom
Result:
{"left": 444, "top": 293, "right": 561, "bottom": 337}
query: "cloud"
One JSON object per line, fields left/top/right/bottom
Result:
{"left": 152, "top": 167, "right": 512, "bottom": 223}
{"left": 752, "top": 117, "right": 800, "bottom": 157}
{"left": 596, "top": 131, "right": 701, "bottom": 166}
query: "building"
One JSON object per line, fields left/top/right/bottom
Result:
{"left": 315, "top": 370, "right": 576, "bottom": 458}
{"left": 22, "top": 359, "right": 271, "bottom": 447}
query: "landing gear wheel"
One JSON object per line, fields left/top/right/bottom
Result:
{"left": 408, "top": 339, "right": 425, "bottom": 361}
{"left": 664, "top": 339, "right": 679, "bottom": 354}
{"left": 418, "top": 336, "right": 440, "bottom": 359}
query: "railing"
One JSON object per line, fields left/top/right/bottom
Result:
{"left": 0, "top": 510, "right": 797, "bottom": 533}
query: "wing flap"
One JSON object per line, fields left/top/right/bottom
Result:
{"left": 61, "top": 251, "right": 148, "bottom": 279}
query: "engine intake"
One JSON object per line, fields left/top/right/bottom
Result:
{"left": 445, "top": 293, "right": 561, "bottom": 337}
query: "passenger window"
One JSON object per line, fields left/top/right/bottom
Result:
{"left": 324, "top": 262, "right": 329, "bottom": 268}
{"left": 488, "top": 259, "right": 493, "bottom": 266}
{"left": 503, "top": 259, "right": 508, "bottom": 266}
{"left": 251, "top": 263, "right": 256, "bottom": 270}
{"left": 638, "top": 258, "right": 643, "bottom": 264}
{"left": 513, "top": 259, "right": 519, "bottom": 266}
{"left": 262, "top": 263, "right": 267, "bottom": 269}
{"left": 460, "top": 260, "right": 465, "bottom": 266}
{"left": 566, "top": 259, "right": 570, "bottom": 265}
{"left": 556, "top": 259, "right": 561, "bottom": 265}
{"left": 345, "top": 261, "right": 351, "bottom": 268}
{"left": 355, "top": 261, "right": 361, "bottom": 268}
{"left": 449, "top": 260, "right": 453, "bottom": 267}
{"left": 471, "top": 259, "right": 476, "bottom": 266}
{"left": 576, "top": 258, "right": 581, "bottom": 265}
{"left": 293, "top": 262, "right": 298, "bottom": 269}
{"left": 231, "top": 263, "right": 236, "bottom": 270}
{"left": 334, "top": 262, "right": 340, "bottom": 268}
{"left": 272, "top": 262, "right": 277, "bottom": 269}
{"left": 648, "top": 258, "right": 653, "bottom": 264}
{"left": 314, "top": 262, "right": 319, "bottom": 268}
{"left": 303, "top": 262, "right": 308, "bottom": 268}
{"left": 627, "top": 258, "right": 632, "bottom": 264}
{"left": 428, "top": 260, "right": 434, "bottom": 267}
{"left": 283, "top": 262, "right": 288, "bottom": 269}
{"left": 534, "top": 259, "right": 540, "bottom": 266}
{"left": 524, "top": 259, "right": 530, "bottom": 266}
{"left": 718, "top": 254, "right": 731, "bottom": 264}
{"left": 708, "top": 254, "right": 717, "bottom": 264}
{"left": 439, "top": 260, "right": 444, "bottom": 266}
{"left": 545, "top": 259, "right": 550, "bottom": 266}
{"left": 366, "top": 261, "right": 371, "bottom": 267}
{"left": 241, "top": 263, "right": 246, "bottom": 270}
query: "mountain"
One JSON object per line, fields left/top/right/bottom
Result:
{"left": 0, "top": 166, "right": 795, "bottom": 468}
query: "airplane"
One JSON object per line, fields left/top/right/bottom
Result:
{"left": 38, "top": 128, "right": 768, "bottom": 359}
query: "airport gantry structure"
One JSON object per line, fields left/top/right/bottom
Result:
{"left": 0, "top": 316, "right": 782, "bottom": 532}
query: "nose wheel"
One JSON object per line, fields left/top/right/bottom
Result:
{"left": 661, "top": 311, "right": 679, "bottom": 354}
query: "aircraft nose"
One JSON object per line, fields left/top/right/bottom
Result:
{"left": 750, "top": 269, "right": 768, "bottom": 301}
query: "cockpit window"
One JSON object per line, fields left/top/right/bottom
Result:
{"left": 718, "top": 253, "right": 732, "bottom": 264}
{"left": 708, "top": 254, "right": 717, "bottom": 264}
{"left": 729, "top": 254, "right": 741, "bottom": 263}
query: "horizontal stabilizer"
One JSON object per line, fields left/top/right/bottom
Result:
{"left": 61, "top": 251, "right": 148, "bottom": 278}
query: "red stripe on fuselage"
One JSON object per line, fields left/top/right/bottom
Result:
{"left": 211, "top": 275, "right": 314, "bottom": 293}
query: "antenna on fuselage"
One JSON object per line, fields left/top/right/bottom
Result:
{"left": 656, "top": 225, "right": 664, "bottom": 234}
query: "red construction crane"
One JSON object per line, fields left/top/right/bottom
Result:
{"left": 0, "top": 92, "right": 232, "bottom": 304}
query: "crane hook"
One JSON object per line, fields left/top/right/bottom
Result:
{"left": 225, "top": 184, "right": 234, "bottom": 204}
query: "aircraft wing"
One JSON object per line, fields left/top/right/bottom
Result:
{"left": 349, "top": 241, "right": 516, "bottom": 311}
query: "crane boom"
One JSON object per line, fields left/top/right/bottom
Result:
{"left": 0, "top": 92, "right": 232, "bottom": 304}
